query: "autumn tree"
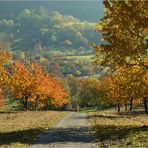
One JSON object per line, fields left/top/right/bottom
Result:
{"left": 9, "top": 61, "right": 34, "bottom": 109}
{"left": 50, "top": 78, "right": 69, "bottom": 108}
{"left": 0, "top": 48, "right": 12, "bottom": 106}
{"left": 99, "top": 76, "right": 122, "bottom": 111}
{"left": 69, "top": 78, "right": 82, "bottom": 111}
{"left": 0, "top": 48, "right": 12, "bottom": 86}
{"left": 78, "top": 78, "right": 104, "bottom": 108}
{"left": 30, "top": 64, "right": 69, "bottom": 109}
{"left": 113, "top": 66, "right": 147, "bottom": 111}
{"left": 104, "top": 66, "right": 147, "bottom": 112}
{"left": 91, "top": 0, "right": 148, "bottom": 68}
{"left": 91, "top": 0, "right": 148, "bottom": 114}
{"left": 9, "top": 61, "right": 69, "bottom": 110}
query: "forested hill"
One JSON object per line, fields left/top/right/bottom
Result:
{"left": 0, "top": 1, "right": 103, "bottom": 78}
{"left": 0, "top": 1, "right": 103, "bottom": 52}
{"left": 0, "top": 9, "right": 98, "bottom": 52}
{"left": 0, "top": 1, "right": 103, "bottom": 22}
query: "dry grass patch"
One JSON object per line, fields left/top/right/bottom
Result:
{"left": 0, "top": 111, "right": 69, "bottom": 148}
{"left": 89, "top": 109, "right": 148, "bottom": 147}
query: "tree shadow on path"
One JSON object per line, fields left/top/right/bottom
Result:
{"left": 0, "top": 128, "right": 43, "bottom": 146}
{"left": 33, "top": 126, "right": 95, "bottom": 144}
{"left": 0, "top": 126, "right": 95, "bottom": 146}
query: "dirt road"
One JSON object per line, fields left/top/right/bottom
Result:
{"left": 30, "top": 112, "right": 96, "bottom": 148}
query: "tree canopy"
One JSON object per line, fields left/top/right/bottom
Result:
{"left": 91, "top": 0, "right": 148, "bottom": 70}
{"left": 90, "top": 0, "right": 148, "bottom": 114}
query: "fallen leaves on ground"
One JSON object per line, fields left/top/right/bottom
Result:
{"left": 89, "top": 109, "right": 148, "bottom": 147}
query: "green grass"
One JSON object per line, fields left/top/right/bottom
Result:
{"left": 60, "top": 55, "right": 94, "bottom": 60}
{"left": 0, "top": 98, "right": 20, "bottom": 111}
{"left": 78, "top": 107, "right": 98, "bottom": 113}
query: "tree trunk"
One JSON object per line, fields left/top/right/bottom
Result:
{"left": 97, "top": 101, "right": 100, "bottom": 110}
{"left": 35, "top": 98, "right": 38, "bottom": 111}
{"left": 125, "top": 103, "right": 128, "bottom": 111}
{"left": 45, "top": 101, "right": 48, "bottom": 110}
{"left": 117, "top": 103, "right": 120, "bottom": 112}
{"left": 144, "top": 96, "right": 148, "bottom": 115}
{"left": 129, "top": 98, "right": 133, "bottom": 111}
{"left": 115, "top": 105, "right": 117, "bottom": 111}
{"left": 24, "top": 97, "right": 28, "bottom": 110}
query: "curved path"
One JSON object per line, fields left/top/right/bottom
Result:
{"left": 30, "top": 112, "right": 96, "bottom": 148}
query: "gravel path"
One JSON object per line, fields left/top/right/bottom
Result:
{"left": 30, "top": 112, "right": 96, "bottom": 148}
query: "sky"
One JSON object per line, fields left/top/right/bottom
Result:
{"left": 0, "top": 0, "right": 103, "bottom": 22}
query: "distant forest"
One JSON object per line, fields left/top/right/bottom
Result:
{"left": 0, "top": 1, "right": 103, "bottom": 78}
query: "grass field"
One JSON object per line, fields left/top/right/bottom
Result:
{"left": 89, "top": 109, "right": 148, "bottom": 147}
{"left": 0, "top": 111, "right": 69, "bottom": 148}
{"left": 0, "top": 98, "right": 20, "bottom": 111}
{"left": 64, "top": 55, "right": 94, "bottom": 60}
{"left": 55, "top": 55, "right": 94, "bottom": 61}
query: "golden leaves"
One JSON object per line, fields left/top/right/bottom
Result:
{"left": 93, "top": 0, "right": 148, "bottom": 69}
{"left": 106, "top": 65, "right": 147, "bottom": 105}
{"left": 90, "top": 0, "right": 148, "bottom": 107}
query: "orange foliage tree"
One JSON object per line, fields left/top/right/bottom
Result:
{"left": 30, "top": 64, "right": 69, "bottom": 110}
{"left": 102, "top": 66, "right": 148, "bottom": 112}
{"left": 9, "top": 61, "right": 35, "bottom": 109}
{"left": 0, "top": 48, "right": 12, "bottom": 87}
{"left": 0, "top": 48, "right": 69, "bottom": 110}
{"left": 9, "top": 61, "right": 69, "bottom": 110}
{"left": 0, "top": 48, "right": 12, "bottom": 107}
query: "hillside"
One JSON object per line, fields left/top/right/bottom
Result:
{"left": 0, "top": 1, "right": 103, "bottom": 78}
{"left": 0, "top": 7, "right": 101, "bottom": 52}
